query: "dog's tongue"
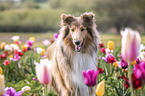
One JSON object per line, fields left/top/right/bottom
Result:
{"left": 75, "top": 45, "right": 81, "bottom": 52}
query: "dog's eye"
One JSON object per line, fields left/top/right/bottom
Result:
{"left": 81, "top": 28, "right": 85, "bottom": 31}
{"left": 71, "top": 29, "right": 74, "bottom": 32}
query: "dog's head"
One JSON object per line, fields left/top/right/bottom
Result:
{"left": 61, "top": 12, "right": 96, "bottom": 52}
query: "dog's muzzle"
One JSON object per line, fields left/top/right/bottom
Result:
{"left": 75, "top": 40, "right": 82, "bottom": 52}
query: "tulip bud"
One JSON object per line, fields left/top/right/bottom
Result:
{"left": 0, "top": 75, "right": 5, "bottom": 95}
{"left": 96, "top": 80, "right": 105, "bottom": 96}
{"left": 121, "top": 28, "right": 141, "bottom": 62}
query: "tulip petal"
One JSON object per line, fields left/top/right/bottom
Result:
{"left": 92, "top": 70, "right": 99, "bottom": 86}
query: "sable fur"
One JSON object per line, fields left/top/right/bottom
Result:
{"left": 46, "top": 12, "right": 100, "bottom": 96}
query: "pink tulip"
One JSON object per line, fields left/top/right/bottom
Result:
{"left": 35, "top": 59, "right": 52, "bottom": 85}
{"left": 121, "top": 28, "right": 141, "bottom": 62}
{"left": 133, "top": 62, "right": 145, "bottom": 81}
{"left": 82, "top": 69, "right": 99, "bottom": 86}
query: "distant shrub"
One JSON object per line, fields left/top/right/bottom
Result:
{"left": 0, "top": 9, "right": 65, "bottom": 32}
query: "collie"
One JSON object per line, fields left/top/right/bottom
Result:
{"left": 46, "top": 12, "right": 100, "bottom": 96}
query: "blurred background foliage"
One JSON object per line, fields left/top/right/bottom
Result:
{"left": 0, "top": 0, "right": 144, "bottom": 33}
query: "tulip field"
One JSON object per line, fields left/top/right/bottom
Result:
{"left": 0, "top": 28, "right": 145, "bottom": 96}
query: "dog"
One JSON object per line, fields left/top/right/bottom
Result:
{"left": 46, "top": 12, "right": 100, "bottom": 96}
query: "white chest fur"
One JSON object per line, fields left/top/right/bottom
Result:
{"left": 70, "top": 52, "right": 97, "bottom": 96}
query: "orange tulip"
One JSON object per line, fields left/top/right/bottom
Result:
{"left": 0, "top": 75, "right": 5, "bottom": 95}
{"left": 0, "top": 67, "right": 2, "bottom": 74}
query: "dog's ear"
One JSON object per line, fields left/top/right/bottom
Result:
{"left": 81, "top": 12, "right": 95, "bottom": 26}
{"left": 61, "top": 14, "right": 75, "bottom": 26}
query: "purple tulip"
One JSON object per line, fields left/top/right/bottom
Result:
{"left": 82, "top": 69, "right": 99, "bottom": 86}
{"left": 3, "top": 87, "right": 23, "bottom": 96}
{"left": 120, "top": 59, "right": 128, "bottom": 69}
{"left": 133, "top": 62, "right": 145, "bottom": 81}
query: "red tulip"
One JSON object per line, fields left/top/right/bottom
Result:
{"left": 3, "top": 60, "right": 10, "bottom": 66}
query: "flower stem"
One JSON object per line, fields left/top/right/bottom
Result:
{"left": 44, "top": 85, "right": 48, "bottom": 96}
{"left": 128, "top": 62, "right": 134, "bottom": 96}
{"left": 141, "top": 84, "right": 145, "bottom": 96}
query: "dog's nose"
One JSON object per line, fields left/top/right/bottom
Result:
{"left": 75, "top": 40, "right": 80, "bottom": 45}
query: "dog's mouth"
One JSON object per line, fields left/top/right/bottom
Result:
{"left": 75, "top": 41, "right": 83, "bottom": 52}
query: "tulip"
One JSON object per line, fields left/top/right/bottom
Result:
{"left": 29, "top": 37, "right": 35, "bottom": 43}
{"left": 11, "top": 36, "right": 20, "bottom": 42}
{"left": 120, "top": 59, "right": 128, "bottom": 69}
{"left": 22, "top": 45, "right": 28, "bottom": 52}
{"left": 43, "top": 40, "right": 51, "bottom": 46}
{"left": 0, "top": 42, "right": 6, "bottom": 50}
{"left": 35, "top": 59, "right": 52, "bottom": 85}
{"left": 138, "top": 52, "right": 145, "bottom": 62}
{"left": 26, "top": 40, "right": 33, "bottom": 47}
{"left": 113, "top": 62, "right": 118, "bottom": 67}
{"left": 4, "top": 87, "right": 23, "bottom": 96}
{"left": 4, "top": 45, "right": 10, "bottom": 50}
{"left": 121, "top": 28, "right": 141, "bottom": 62}
{"left": 54, "top": 33, "right": 59, "bottom": 40}
{"left": 98, "top": 43, "right": 104, "bottom": 48}
{"left": 36, "top": 47, "right": 42, "bottom": 54}
{"left": 102, "top": 54, "right": 116, "bottom": 64}
{"left": 95, "top": 80, "right": 105, "bottom": 96}
{"left": 0, "top": 75, "right": 5, "bottom": 95}
{"left": 100, "top": 48, "right": 106, "bottom": 54}
{"left": 98, "top": 68, "right": 103, "bottom": 73}
{"left": 1, "top": 54, "right": 6, "bottom": 59}
{"left": 133, "top": 62, "right": 145, "bottom": 81}
{"left": 107, "top": 41, "right": 114, "bottom": 50}
{"left": 82, "top": 69, "right": 99, "bottom": 86}
{"left": 3, "top": 60, "right": 10, "bottom": 66}
{"left": 21, "top": 86, "right": 31, "bottom": 92}
{"left": 14, "top": 41, "right": 21, "bottom": 46}
{"left": 0, "top": 67, "right": 2, "bottom": 74}
{"left": 41, "top": 49, "right": 45, "bottom": 56}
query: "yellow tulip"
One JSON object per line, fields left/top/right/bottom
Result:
{"left": 0, "top": 67, "right": 2, "bottom": 74}
{"left": 41, "top": 49, "right": 45, "bottom": 56}
{"left": 113, "top": 62, "right": 118, "bottom": 67}
{"left": 0, "top": 75, "right": 5, "bottom": 95}
{"left": 0, "top": 42, "right": 6, "bottom": 50}
{"left": 96, "top": 80, "right": 105, "bottom": 96}
{"left": 29, "top": 37, "right": 35, "bottom": 43}
{"left": 131, "top": 60, "right": 136, "bottom": 65}
{"left": 107, "top": 41, "right": 114, "bottom": 50}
